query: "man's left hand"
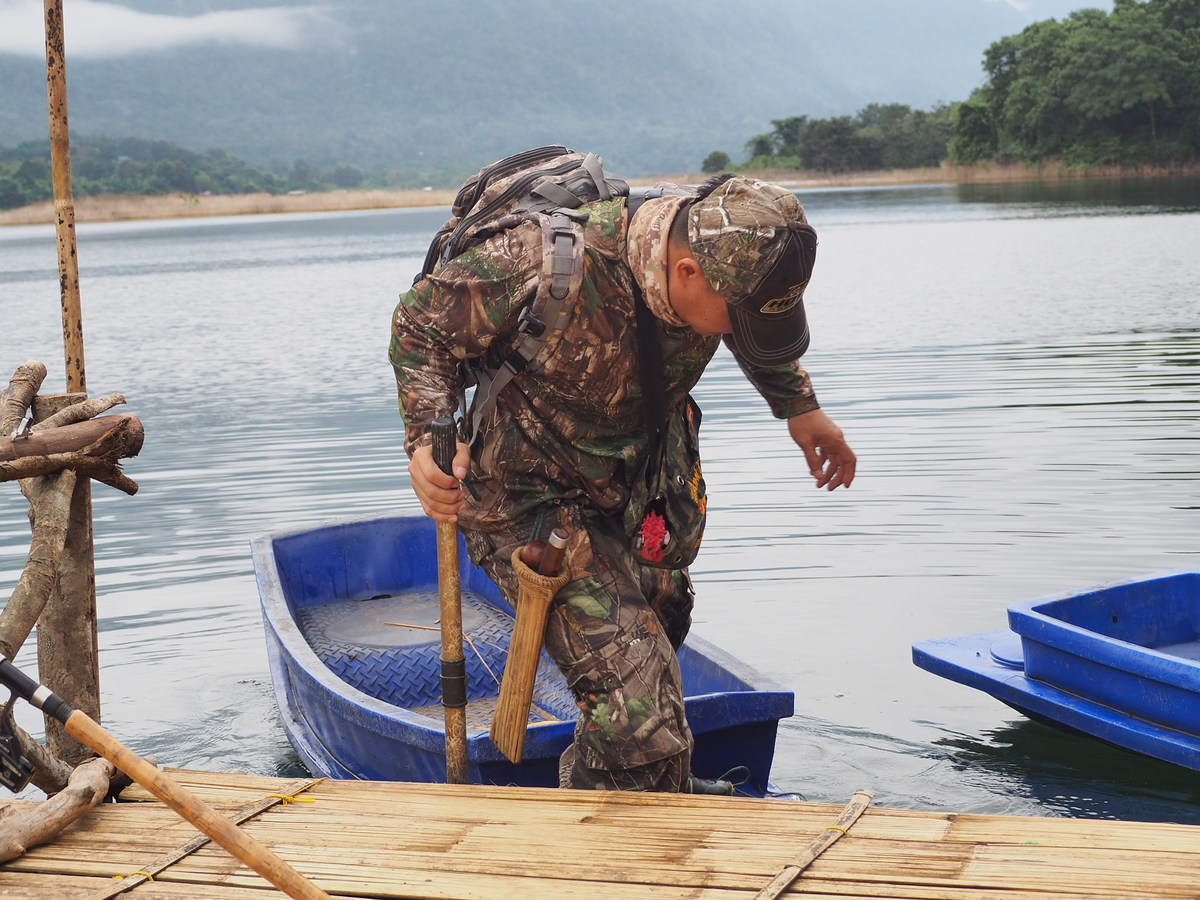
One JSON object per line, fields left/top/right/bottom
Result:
{"left": 788, "top": 409, "right": 856, "bottom": 490}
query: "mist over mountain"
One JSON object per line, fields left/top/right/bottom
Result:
{"left": 0, "top": 0, "right": 1111, "bottom": 182}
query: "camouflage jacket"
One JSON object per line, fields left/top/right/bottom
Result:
{"left": 389, "top": 197, "right": 819, "bottom": 532}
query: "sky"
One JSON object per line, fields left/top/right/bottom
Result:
{"left": 0, "top": 0, "right": 340, "bottom": 58}
{"left": 0, "top": 0, "right": 1111, "bottom": 61}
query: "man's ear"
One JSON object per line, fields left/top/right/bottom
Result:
{"left": 672, "top": 256, "right": 706, "bottom": 286}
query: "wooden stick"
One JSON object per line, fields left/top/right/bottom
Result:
{"left": 490, "top": 530, "right": 570, "bottom": 763}
{"left": 431, "top": 418, "right": 468, "bottom": 784}
{"left": 754, "top": 789, "right": 875, "bottom": 899}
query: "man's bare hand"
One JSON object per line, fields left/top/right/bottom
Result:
{"left": 788, "top": 409, "right": 856, "bottom": 491}
{"left": 409, "top": 439, "right": 471, "bottom": 522}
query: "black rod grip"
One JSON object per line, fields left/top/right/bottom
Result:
{"left": 431, "top": 417, "right": 456, "bottom": 477}
{"left": 0, "top": 658, "right": 74, "bottom": 724}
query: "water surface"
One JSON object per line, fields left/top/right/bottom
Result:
{"left": 2, "top": 178, "right": 1198, "bottom": 820}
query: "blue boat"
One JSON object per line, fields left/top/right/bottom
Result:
{"left": 912, "top": 570, "right": 1200, "bottom": 771}
{"left": 251, "top": 514, "right": 794, "bottom": 793}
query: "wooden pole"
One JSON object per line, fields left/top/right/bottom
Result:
{"left": 431, "top": 418, "right": 469, "bottom": 784}
{"left": 43, "top": 0, "right": 84, "bottom": 395}
{"left": 40, "top": 0, "right": 100, "bottom": 764}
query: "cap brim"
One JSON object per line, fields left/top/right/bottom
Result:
{"left": 729, "top": 302, "right": 810, "bottom": 367}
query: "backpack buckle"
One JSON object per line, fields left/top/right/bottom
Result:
{"left": 517, "top": 305, "right": 546, "bottom": 337}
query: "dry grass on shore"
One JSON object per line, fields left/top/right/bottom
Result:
{"left": 3, "top": 160, "right": 1198, "bottom": 227}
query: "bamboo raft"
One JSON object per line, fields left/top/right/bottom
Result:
{"left": 1, "top": 769, "right": 1198, "bottom": 898}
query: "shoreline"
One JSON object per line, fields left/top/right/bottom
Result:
{"left": 2, "top": 161, "right": 1198, "bottom": 227}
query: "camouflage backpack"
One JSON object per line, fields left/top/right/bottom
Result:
{"left": 416, "top": 146, "right": 630, "bottom": 446}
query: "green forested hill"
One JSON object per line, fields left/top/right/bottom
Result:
{"left": 0, "top": 0, "right": 1102, "bottom": 183}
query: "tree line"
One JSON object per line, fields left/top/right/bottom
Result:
{"left": 703, "top": 103, "right": 955, "bottom": 174}
{"left": 0, "top": 136, "right": 374, "bottom": 211}
{"left": 707, "top": 0, "right": 1199, "bottom": 174}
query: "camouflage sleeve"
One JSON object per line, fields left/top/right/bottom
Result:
{"left": 724, "top": 335, "right": 821, "bottom": 419}
{"left": 389, "top": 223, "right": 542, "bottom": 456}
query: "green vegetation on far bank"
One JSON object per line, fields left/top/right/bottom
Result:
{"left": 0, "top": 135, "right": 408, "bottom": 213}
{"left": 706, "top": 0, "right": 1199, "bottom": 176}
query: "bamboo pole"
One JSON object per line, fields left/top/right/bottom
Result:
{"left": 40, "top": 0, "right": 100, "bottom": 764}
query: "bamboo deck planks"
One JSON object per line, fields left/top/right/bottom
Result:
{"left": 0, "top": 768, "right": 1197, "bottom": 899}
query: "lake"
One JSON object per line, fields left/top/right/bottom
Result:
{"left": 2, "top": 177, "right": 1198, "bottom": 822}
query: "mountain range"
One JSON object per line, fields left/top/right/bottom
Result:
{"left": 0, "top": 0, "right": 1111, "bottom": 182}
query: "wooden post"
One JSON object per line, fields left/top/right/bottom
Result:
{"left": 39, "top": 0, "right": 99, "bottom": 763}
{"left": 43, "top": 0, "right": 85, "bottom": 395}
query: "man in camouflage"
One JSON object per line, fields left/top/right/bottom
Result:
{"left": 390, "top": 173, "right": 856, "bottom": 792}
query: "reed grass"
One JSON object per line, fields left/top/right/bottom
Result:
{"left": 3, "top": 161, "right": 1198, "bottom": 227}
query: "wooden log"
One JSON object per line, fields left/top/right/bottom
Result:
{"left": 0, "top": 756, "right": 115, "bottom": 863}
{"left": 0, "top": 414, "right": 143, "bottom": 463}
{"left": 39, "top": 473, "right": 101, "bottom": 765}
{"left": 0, "top": 415, "right": 142, "bottom": 495}
{"left": 0, "top": 361, "right": 48, "bottom": 437}
{"left": 0, "top": 469, "right": 76, "bottom": 660}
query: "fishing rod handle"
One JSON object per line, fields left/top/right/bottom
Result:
{"left": 431, "top": 417, "right": 456, "bottom": 477}
{"left": 0, "top": 658, "right": 73, "bottom": 724}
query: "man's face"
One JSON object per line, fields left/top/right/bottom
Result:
{"left": 666, "top": 257, "right": 732, "bottom": 336}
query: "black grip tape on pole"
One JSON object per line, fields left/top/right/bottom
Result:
{"left": 431, "top": 417, "right": 456, "bottom": 476}
{"left": 440, "top": 659, "right": 467, "bottom": 709}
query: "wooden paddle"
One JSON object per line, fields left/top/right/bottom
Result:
{"left": 0, "top": 658, "right": 331, "bottom": 900}
{"left": 490, "top": 528, "right": 569, "bottom": 763}
{"left": 430, "top": 417, "right": 469, "bottom": 784}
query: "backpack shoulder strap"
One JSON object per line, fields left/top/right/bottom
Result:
{"left": 464, "top": 208, "right": 587, "bottom": 447}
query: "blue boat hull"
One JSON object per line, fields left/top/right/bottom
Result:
{"left": 913, "top": 570, "right": 1200, "bottom": 772}
{"left": 253, "top": 514, "right": 794, "bottom": 793}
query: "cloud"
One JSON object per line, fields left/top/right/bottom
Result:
{"left": 0, "top": 0, "right": 339, "bottom": 59}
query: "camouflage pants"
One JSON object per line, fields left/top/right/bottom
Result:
{"left": 464, "top": 503, "right": 695, "bottom": 792}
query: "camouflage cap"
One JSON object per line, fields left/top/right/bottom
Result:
{"left": 688, "top": 176, "right": 817, "bottom": 366}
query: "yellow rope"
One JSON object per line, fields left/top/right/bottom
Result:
{"left": 266, "top": 778, "right": 327, "bottom": 804}
{"left": 824, "top": 825, "right": 849, "bottom": 835}
{"left": 112, "top": 871, "right": 154, "bottom": 881}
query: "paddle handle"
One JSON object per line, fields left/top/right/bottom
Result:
{"left": 431, "top": 417, "right": 469, "bottom": 784}
{"left": 0, "top": 659, "right": 329, "bottom": 900}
